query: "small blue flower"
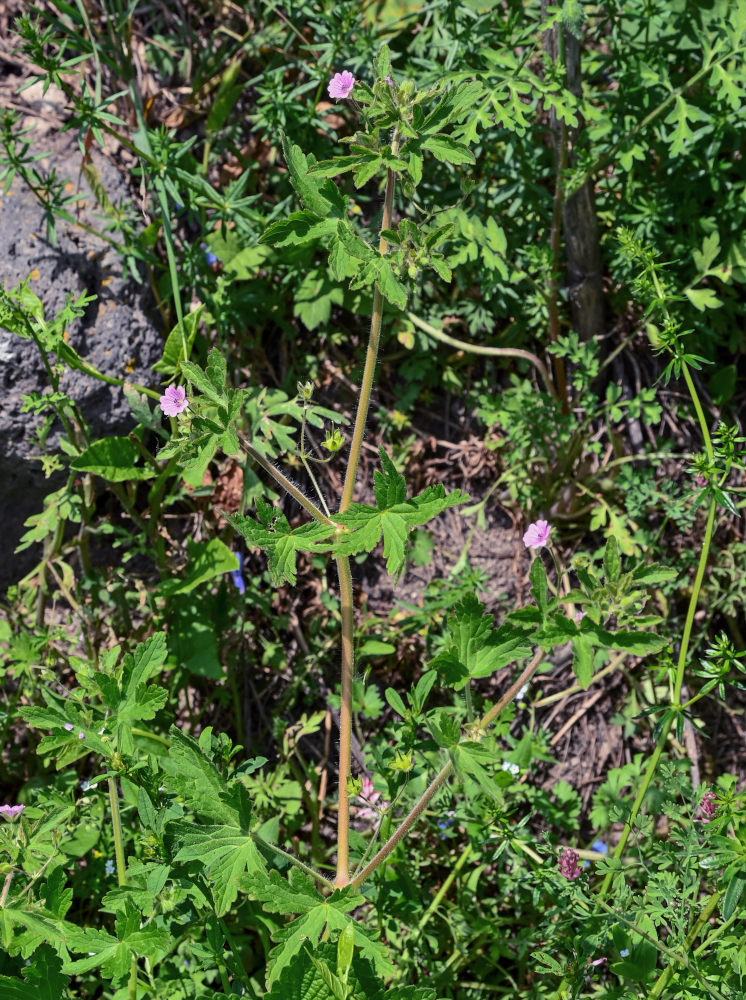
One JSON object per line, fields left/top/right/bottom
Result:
{"left": 80, "top": 780, "right": 91, "bottom": 792}
{"left": 230, "top": 551, "right": 246, "bottom": 595}
{"left": 201, "top": 242, "right": 220, "bottom": 267}
{"left": 620, "top": 948, "right": 630, "bottom": 958}
{"left": 591, "top": 839, "right": 608, "bottom": 854}
{"left": 105, "top": 859, "right": 115, "bottom": 876}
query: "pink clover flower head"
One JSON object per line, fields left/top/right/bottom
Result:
{"left": 558, "top": 847, "right": 582, "bottom": 881}
{"left": 0, "top": 804, "right": 25, "bottom": 820}
{"left": 523, "top": 519, "right": 552, "bottom": 550}
{"left": 159, "top": 385, "right": 189, "bottom": 417}
{"left": 698, "top": 791, "right": 719, "bottom": 823}
{"left": 328, "top": 70, "right": 355, "bottom": 100}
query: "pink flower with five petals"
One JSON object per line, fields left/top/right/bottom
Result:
{"left": 328, "top": 71, "right": 355, "bottom": 100}
{"left": 0, "top": 804, "right": 25, "bottom": 820}
{"left": 159, "top": 385, "right": 189, "bottom": 417}
{"left": 523, "top": 519, "right": 552, "bottom": 550}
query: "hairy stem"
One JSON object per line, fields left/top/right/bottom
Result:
{"left": 350, "top": 651, "right": 545, "bottom": 890}
{"left": 238, "top": 432, "right": 334, "bottom": 526}
{"left": 108, "top": 777, "right": 137, "bottom": 1000}
{"left": 334, "top": 130, "right": 399, "bottom": 888}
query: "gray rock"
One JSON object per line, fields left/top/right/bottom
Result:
{"left": 0, "top": 127, "right": 164, "bottom": 591}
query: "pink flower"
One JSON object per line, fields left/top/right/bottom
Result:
{"left": 698, "top": 791, "right": 718, "bottom": 823}
{"left": 159, "top": 385, "right": 189, "bottom": 417}
{"left": 0, "top": 804, "right": 25, "bottom": 820}
{"left": 558, "top": 847, "right": 581, "bottom": 880}
{"left": 356, "top": 775, "right": 388, "bottom": 822}
{"left": 523, "top": 519, "right": 552, "bottom": 550}
{"left": 575, "top": 610, "right": 584, "bottom": 623}
{"left": 328, "top": 71, "right": 355, "bottom": 100}
{"left": 694, "top": 474, "right": 706, "bottom": 488}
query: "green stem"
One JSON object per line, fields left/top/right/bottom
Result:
{"left": 349, "top": 650, "right": 546, "bottom": 890}
{"left": 546, "top": 22, "right": 569, "bottom": 411}
{"left": 334, "top": 554, "right": 355, "bottom": 887}
{"left": 108, "top": 777, "right": 137, "bottom": 1000}
{"left": 334, "top": 130, "right": 399, "bottom": 888}
{"left": 648, "top": 889, "right": 723, "bottom": 999}
{"left": 252, "top": 834, "right": 329, "bottom": 887}
{"left": 406, "top": 312, "right": 556, "bottom": 398}
{"left": 598, "top": 469, "right": 716, "bottom": 900}
{"left": 339, "top": 128, "right": 399, "bottom": 514}
{"left": 108, "top": 778, "right": 128, "bottom": 887}
{"left": 417, "top": 843, "right": 472, "bottom": 933}
{"left": 237, "top": 432, "right": 334, "bottom": 526}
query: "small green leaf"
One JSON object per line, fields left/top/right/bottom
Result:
{"left": 375, "top": 42, "right": 391, "bottom": 80}
{"left": 685, "top": 287, "right": 722, "bottom": 311}
{"left": 358, "top": 639, "right": 396, "bottom": 658}
{"left": 260, "top": 212, "right": 335, "bottom": 247}
{"left": 603, "top": 536, "right": 621, "bottom": 582}
{"left": 158, "top": 538, "right": 238, "bottom": 596}
{"left": 281, "top": 134, "right": 345, "bottom": 219}
{"left": 153, "top": 305, "right": 204, "bottom": 374}
{"left": 385, "top": 687, "right": 408, "bottom": 718}
{"left": 180, "top": 360, "right": 224, "bottom": 404}
{"left": 375, "top": 258, "right": 408, "bottom": 309}
{"left": 529, "top": 557, "right": 548, "bottom": 615}
{"left": 722, "top": 869, "right": 746, "bottom": 920}
{"left": 337, "top": 922, "right": 355, "bottom": 979}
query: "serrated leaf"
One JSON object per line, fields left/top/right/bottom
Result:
{"left": 307, "top": 155, "right": 367, "bottom": 178}
{"left": 265, "top": 941, "right": 388, "bottom": 1000}
{"left": 18, "top": 945, "right": 69, "bottom": 1000}
{"left": 529, "top": 557, "right": 548, "bottom": 615}
{"left": 170, "top": 821, "right": 264, "bottom": 915}
{"left": 429, "top": 256, "right": 452, "bottom": 282}
{"left": 685, "top": 287, "right": 722, "bottom": 311}
{"left": 281, "top": 135, "right": 345, "bottom": 219}
{"left": 353, "top": 155, "right": 383, "bottom": 188}
{"left": 260, "top": 212, "right": 336, "bottom": 247}
{"left": 580, "top": 621, "right": 668, "bottom": 655}
{"left": 373, "top": 449, "right": 407, "bottom": 507}
{"left": 226, "top": 506, "right": 334, "bottom": 586}
{"left": 452, "top": 744, "right": 500, "bottom": 800}
{"left": 603, "top": 536, "right": 621, "bottom": 582}
{"left": 375, "top": 259, "right": 408, "bottom": 309}
{"left": 422, "top": 134, "right": 475, "bottom": 166}
{"left": 70, "top": 437, "right": 154, "bottom": 482}
{"left": 631, "top": 565, "right": 677, "bottom": 585}
{"left": 159, "top": 728, "right": 241, "bottom": 825}
{"left": 408, "top": 148, "right": 423, "bottom": 185}
{"left": 180, "top": 360, "right": 224, "bottom": 404}
{"left": 243, "top": 870, "right": 391, "bottom": 986}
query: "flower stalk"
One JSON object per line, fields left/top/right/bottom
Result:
{"left": 334, "top": 128, "right": 399, "bottom": 888}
